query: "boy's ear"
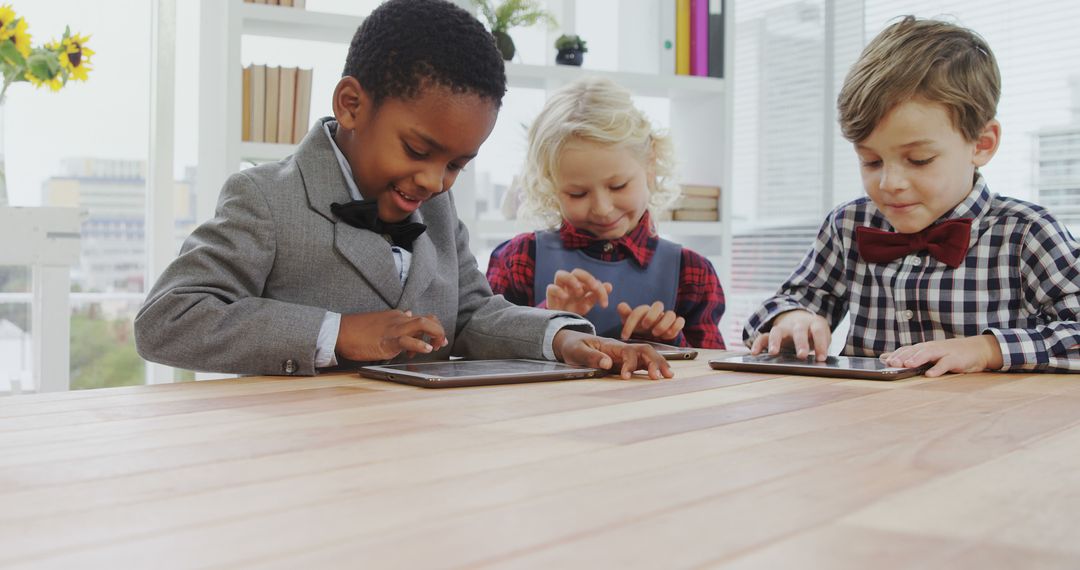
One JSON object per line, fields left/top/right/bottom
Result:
{"left": 333, "top": 76, "right": 372, "bottom": 130}
{"left": 972, "top": 119, "right": 1001, "bottom": 167}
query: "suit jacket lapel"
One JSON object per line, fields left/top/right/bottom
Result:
{"left": 399, "top": 223, "right": 435, "bottom": 310}
{"left": 334, "top": 224, "right": 403, "bottom": 306}
{"left": 295, "top": 117, "right": 403, "bottom": 307}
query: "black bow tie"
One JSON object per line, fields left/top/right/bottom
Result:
{"left": 330, "top": 200, "right": 427, "bottom": 251}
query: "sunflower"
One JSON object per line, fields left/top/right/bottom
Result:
{"left": 0, "top": 5, "right": 16, "bottom": 38}
{"left": 25, "top": 65, "right": 62, "bottom": 91}
{"left": 9, "top": 15, "right": 30, "bottom": 57}
{"left": 53, "top": 32, "right": 92, "bottom": 81}
{"left": 0, "top": 5, "right": 32, "bottom": 63}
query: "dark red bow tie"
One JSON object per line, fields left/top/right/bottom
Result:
{"left": 854, "top": 218, "right": 972, "bottom": 268}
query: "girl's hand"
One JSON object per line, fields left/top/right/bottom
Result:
{"left": 616, "top": 301, "right": 685, "bottom": 341}
{"left": 545, "top": 268, "right": 613, "bottom": 316}
{"left": 336, "top": 310, "right": 448, "bottom": 361}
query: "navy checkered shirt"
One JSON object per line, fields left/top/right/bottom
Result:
{"left": 743, "top": 176, "right": 1080, "bottom": 372}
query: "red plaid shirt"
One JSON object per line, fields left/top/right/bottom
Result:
{"left": 487, "top": 212, "right": 726, "bottom": 348}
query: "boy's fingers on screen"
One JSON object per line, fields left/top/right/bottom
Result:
{"left": 616, "top": 302, "right": 632, "bottom": 317}
{"left": 790, "top": 322, "right": 811, "bottom": 359}
{"left": 619, "top": 348, "right": 639, "bottom": 379}
{"left": 810, "top": 321, "right": 831, "bottom": 361}
{"left": 751, "top": 333, "right": 769, "bottom": 354}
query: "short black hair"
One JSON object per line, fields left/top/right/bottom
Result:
{"left": 343, "top": 0, "right": 506, "bottom": 107}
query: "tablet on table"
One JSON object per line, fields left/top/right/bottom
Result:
{"left": 624, "top": 340, "right": 699, "bottom": 360}
{"left": 358, "top": 359, "right": 604, "bottom": 388}
{"left": 708, "top": 354, "right": 930, "bottom": 380}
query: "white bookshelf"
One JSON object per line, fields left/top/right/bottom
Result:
{"left": 197, "top": 0, "right": 734, "bottom": 284}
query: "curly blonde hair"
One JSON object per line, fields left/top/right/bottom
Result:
{"left": 518, "top": 76, "right": 680, "bottom": 229}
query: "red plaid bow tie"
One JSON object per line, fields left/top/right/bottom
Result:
{"left": 854, "top": 218, "right": 972, "bottom": 268}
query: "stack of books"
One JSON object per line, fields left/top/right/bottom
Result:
{"left": 241, "top": 65, "right": 313, "bottom": 145}
{"left": 664, "top": 184, "right": 721, "bottom": 221}
{"left": 243, "top": 0, "right": 307, "bottom": 7}
{"left": 660, "top": 0, "right": 724, "bottom": 78}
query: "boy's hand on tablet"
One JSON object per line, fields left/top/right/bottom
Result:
{"left": 336, "top": 310, "right": 448, "bottom": 361}
{"left": 546, "top": 269, "right": 613, "bottom": 316}
{"left": 552, "top": 329, "right": 674, "bottom": 380}
{"left": 881, "top": 335, "right": 1004, "bottom": 377}
{"left": 751, "top": 309, "right": 831, "bottom": 361}
{"left": 617, "top": 301, "right": 685, "bottom": 341}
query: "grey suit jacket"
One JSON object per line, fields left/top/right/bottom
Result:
{"left": 136, "top": 118, "right": 587, "bottom": 375}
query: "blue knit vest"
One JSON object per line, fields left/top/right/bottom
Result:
{"left": 534, "top": 230, "right": 681, "bottom": 338}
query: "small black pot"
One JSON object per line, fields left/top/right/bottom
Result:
{"left": 492, "top": 30, "right": 515, "bottom": 61}
{"left": 556, "top": 48, "right": 584, "bottom": 66}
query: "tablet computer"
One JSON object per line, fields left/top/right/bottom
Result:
{"left": 358, "top": 359, "right": 604, "bottom": 388}
{"left": 625, "top": 340, "right": 699, "bottom": 360}
{"left": 708, "top": 354, "right": 930, "bottom": 380}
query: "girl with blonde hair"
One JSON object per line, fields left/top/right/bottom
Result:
{"left": 487, "top": 77, "right": 726, "bottom": 347}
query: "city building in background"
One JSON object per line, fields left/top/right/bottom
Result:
{"left": 42, "top": 158, "right": 197, "bottom": 294}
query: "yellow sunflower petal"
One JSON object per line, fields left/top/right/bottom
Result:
{"left": 12, "top": 16, "right": 29, "bottom": 57}
{"left": 0, "top": 6, "right": 16, "bottom": 40}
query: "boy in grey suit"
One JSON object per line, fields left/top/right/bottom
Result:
{"left": 135, "top": 0, "right": 671, "bottom": 379}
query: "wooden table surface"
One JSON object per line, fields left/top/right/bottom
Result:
{"left": 3, "top": 350, "right": 1080, "bottom": 569}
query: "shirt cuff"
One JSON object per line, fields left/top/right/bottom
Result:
{"left": 316, "top": 311, "right": 341, "bottom": 368}
{"left": 984, "top": 327, "right": 1050, "bottom": 371}
{"left": 542, "top": 316, "right": 594, "bottom": 361}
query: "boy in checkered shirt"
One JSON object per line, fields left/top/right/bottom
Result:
{"left": 743, "top": 16, "right": 1080, "bottom": 376}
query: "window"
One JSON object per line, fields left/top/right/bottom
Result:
{"left": 1, "top": 1, "right": 152, "bottom": 391}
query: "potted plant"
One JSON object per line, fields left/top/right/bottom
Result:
{"left": 472, "top": 0, "right": 557, "bottom": 61}
{"left": 554, "top": 34, "right": 587, "bottom": 66}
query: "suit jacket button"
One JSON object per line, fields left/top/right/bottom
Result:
{"left": 283, "top": 359, "right": 297, "bottom": 374}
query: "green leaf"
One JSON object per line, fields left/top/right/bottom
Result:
{"left": 26, "top": 52, "right": 54, "bottom": 80}
{"left": 0, "top": 40, "right": 24, "bottom": 67}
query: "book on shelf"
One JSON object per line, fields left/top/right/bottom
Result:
{"left": 690, "top": 0, "right": 708, "bottom": 76}
{"left": 241, "top": 66, "right": 252, "bottom": 142}
{"left": 674, "top": 196, "right": 718, "bottom": 210}
{"left": 264, "top": 66, "right": 280, "bottom": 144}
{"left": 277, "top": 66, "right": 297, "bottom": 144}
{"left": 708, "top": 0, "right": 724, "bottom": 78}
{"left": 676, "top": 0, "right": 690, "bottom": 75}
{"left": 242, "top": 64, "right": 311, "bottom": 144}
{"left": 673, "top": 209, "right": 719, "bottom": 222}
{"left": 680, "top": 183, "right": 721, "bottom": 198}
{"left": 250, "top": 64, "right": 266, "bottom": 143}
{"left": 292, "top": 67, "right": 313, "bottom": 144}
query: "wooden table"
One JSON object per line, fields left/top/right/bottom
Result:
{"left": 3, "top": 350, "right": 1080, "bottom": 568}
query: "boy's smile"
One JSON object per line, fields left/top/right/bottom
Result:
{"left": 555, "top": 139, "right": 652, "bottom": 240}
{"left": 855, "top": 98, "right": 999, "bottom": 233}
{"left": 334, "top": 81, "right": 499, "bottom": 223}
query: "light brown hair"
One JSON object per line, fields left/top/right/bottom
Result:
{"left": 837, "top": 16, "right": 1000, "bottom": 143}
